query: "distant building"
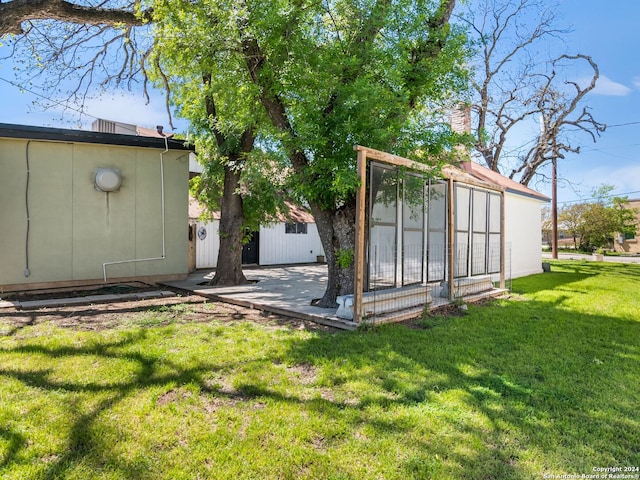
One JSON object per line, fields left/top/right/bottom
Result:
{"left": 613, "top": 199, "right": 640, "bottom": 254}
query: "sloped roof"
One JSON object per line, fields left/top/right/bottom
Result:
{"left": 0, "top": 123, "right": 190, "bottom": 150}
{"left": 460, "top": 161, "right": 550, "bottom": 202}
{"left": 136, "top": 126, "right": 174, "bottom": 138}
{"left": 189, "top": 197, "right": 220, "bottom": 220}
{"left": 189, "top": 197, "right": 315, "bottom": 223}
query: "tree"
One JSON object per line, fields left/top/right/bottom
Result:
{"left": 0, "top": 1, "right": 159, "bottom": 115}
{"left": 228, "top": 0, "right": 467, "bottom": 306}
{"left": 459, "top": 0, "right": 605, "bottom": 186}
{"left": 2, "top": 0, "right": 468, "bottom": 306}
{"left": 558, "top": 202, "right": 587, "bottom": 250}
{"left": 1, "top": 0, "right": 275, "bottom": 286}
{"left": 558, "top": 185, "right": 638, "bottom": 251}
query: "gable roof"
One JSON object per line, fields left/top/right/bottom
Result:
{"left": 460, "top": 161, "right": 550, "bottom": 202}
{"left": 0, "top": 123, "right": 191, "bottom": 151}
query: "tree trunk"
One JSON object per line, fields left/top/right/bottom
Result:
{"left": 210, "top": 160, "right": 249, "bottom": 286}
{"left": 310, "top": 200, "right": 357, "bottom": 308}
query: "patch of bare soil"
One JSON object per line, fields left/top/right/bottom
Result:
{"left": 0, "top": 293, "right": 336, "bottom": 334}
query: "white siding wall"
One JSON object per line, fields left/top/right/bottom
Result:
{"left": 193, "top": 220, "right": 325, "bottom": 268}
{"left": 504, "top": 192, "right": 545, "bottom": 278}
{"left": 194, "top": 220, "right": 220, "bottom": 268}
{"left": 259, "top": 223, "right": 325, "bottom": 265}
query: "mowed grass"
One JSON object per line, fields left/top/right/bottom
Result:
{"left": 1, "top": 260, "right": 639, "bottom": 480}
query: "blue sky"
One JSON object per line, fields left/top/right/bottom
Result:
{"left": 0, "top": 0, "right": 638, "bottom": 204}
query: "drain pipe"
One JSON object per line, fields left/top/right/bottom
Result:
{"left": 24, "top": 140, "right": 32, "bottom": 277}
{"left": 102, "top": 137, "right": 168, "bottom": 282}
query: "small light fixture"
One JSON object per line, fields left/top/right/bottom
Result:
{"left": 95, "top": 168, "right": 122, "bottom": 192}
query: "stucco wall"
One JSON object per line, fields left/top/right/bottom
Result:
{"left": 0, "top": 137, "right": 189, "bottom": 290}
{"left": 504, "top": 191, "right": 545, "bottom": 278}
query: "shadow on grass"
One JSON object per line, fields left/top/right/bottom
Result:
{"left": 282, "top": 296, "right": 640, "bottom": 478}
{"left": 0, "top": 271, "right": 639, "bottom": 478}
{"left": 0, "top": 328, "right": 246, "bottom": 479}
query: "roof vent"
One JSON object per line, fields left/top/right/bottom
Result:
{"left": 95, "top": 168, "right": 122, "bottom": 192}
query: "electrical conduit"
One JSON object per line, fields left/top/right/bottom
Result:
{"left": 102, "top": 137, "right": 168, "bottom": 282}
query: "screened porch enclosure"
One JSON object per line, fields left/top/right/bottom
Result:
{"left": 362, "top": 156, "right": 504, "bottom": 296}
{"left": 347, "top": 146, "right": 506, "bottom": 323}
{"left": 367, "top": 162, "right": 448, "bottom": 290}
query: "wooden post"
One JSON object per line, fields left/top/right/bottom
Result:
{"left": 447, "top": 178, "right": 455, "bottom": 301}
{"left": 353, "top": 148, "right": 368, "bottom": 322}
{"left": 551, "top": 155, "right": 558, "bottom": 260}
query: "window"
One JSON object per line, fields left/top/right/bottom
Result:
{"left": 285, "top": 222, "right": 307, "bottom": 234}
{"left": 624, "top": 232, "right": 636, "bottom": 240}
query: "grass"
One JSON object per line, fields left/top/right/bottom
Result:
{"left": 1, "top": 260, "right": 639, "bottom": 479}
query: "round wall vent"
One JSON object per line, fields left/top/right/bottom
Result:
{"left": 95, "top": 168, "right": 122, "bottom": 192}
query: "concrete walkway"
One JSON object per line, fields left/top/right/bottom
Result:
{"left": 162, "top": 264, "right": 359, "bottom": 330}
{"left": 542, "top": 252, "right": 640, "bottom": 263}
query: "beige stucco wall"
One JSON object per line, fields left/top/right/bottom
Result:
{"left": 1, "top": 137, "right": 189, "bottom": 290}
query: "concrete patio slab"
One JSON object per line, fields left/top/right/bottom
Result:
{"left": 162, "top": 265, "right": 359, "bottom": 330}
{"left": 162, "top": 264, "right": 506, "bottom": 330}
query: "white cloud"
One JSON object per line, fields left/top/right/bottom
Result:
{"left": 77, "top": 92, "right": 177, "bottom": 131}
{"left": 634, "top": 77, "right": 640, "bottom": 89}
{"left": 590, "top": 75, "right": 633, "bottom": 96}
{"left": 574, "top": 164, "right": 640, "bottom": 199}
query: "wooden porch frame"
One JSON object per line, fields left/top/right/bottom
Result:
{"left": 353, "top": 145, "right": 505, "bottom": 322}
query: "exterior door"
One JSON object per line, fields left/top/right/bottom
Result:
{"left": 242, "top": 231, "right": 259, "bottom": 264}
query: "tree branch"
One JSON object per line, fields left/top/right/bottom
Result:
{"left": 0, "top": 0, "right": 151, "bottom": 36}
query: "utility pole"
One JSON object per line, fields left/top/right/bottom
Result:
{"left": 551, "top": 150, "right": 558, "bottom": 260}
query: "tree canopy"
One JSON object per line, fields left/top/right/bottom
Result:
{"left": 147, "top": 0, "right": 469, "bottom": 304}
{"left": 558, "top": 185, "right": 638, "bottom": 251}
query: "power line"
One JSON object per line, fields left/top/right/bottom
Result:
{"left": 558, "top": 190, "right": 640, "bottom": 205}
{"left": 0, "top": 75, "right": 97, "bottom": 121}
{"left": 606, "top": 121, "right": 640, "bottom": 128}
{"left": 0, "top": 75, "right": 139, "bottom": 136}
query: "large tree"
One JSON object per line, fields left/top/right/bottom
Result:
{"left": 459, "top": 0, "right": 605, "bottom": 186}
{"left": 2, "top": 0, "right": 468, "bottom": 306}
{"left": 229, "top": 0, "right": 467, "bottom": 306}
{"left": 142, "top": 0, "right": 467, "bottom": 306}
{"left": 1, "top": 0, "right": 273, "bottom": 286}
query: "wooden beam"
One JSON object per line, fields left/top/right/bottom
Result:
{"left": 354, "top": 145, "right": 435, "bottom": 174}
{"left": 447, "top": 178, "right": 455, "bottom": 301}
{"left": 353, "top": 148, "right": 368, "bottom": 322}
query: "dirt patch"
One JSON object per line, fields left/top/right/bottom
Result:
{"left": 0, "top": 293, "right": 336, "bottom": 334}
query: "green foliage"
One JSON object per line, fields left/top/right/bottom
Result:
{"left": 148, "top": 0, "right": 468, "bottom": 211}
{"left": 559, "top": 184, "right": 638, "bottom": 250}
{"left": 335, "top": 248, "right": 354, "bottom": 269}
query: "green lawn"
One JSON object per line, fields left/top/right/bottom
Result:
{"left": 1, "top": 260, "right": 639, "bottom": 479}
